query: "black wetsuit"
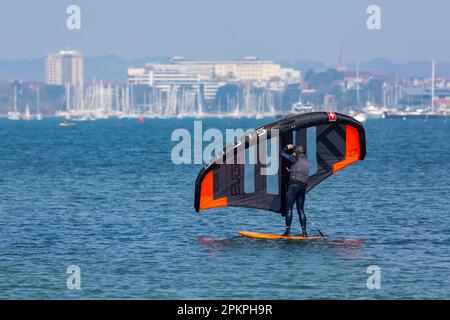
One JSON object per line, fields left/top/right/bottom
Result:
{"left": 280, "top": 147, "right": 311, "bottom": 233}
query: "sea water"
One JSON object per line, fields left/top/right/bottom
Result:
{"left": 0, "top": 118, "right": 448, "bottom": 299}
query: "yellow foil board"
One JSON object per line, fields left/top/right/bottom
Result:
{"left": 238, "top": 231, "right": 323, "bottom": 240}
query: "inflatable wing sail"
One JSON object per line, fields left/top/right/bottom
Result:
{"left": 194, "top": 112, "right": 366, "bottom": 214}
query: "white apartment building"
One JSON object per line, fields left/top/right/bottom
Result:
{"left": 174, "top": 56, "right": 300, "bottom": 82}
{"left": 128, "top": 57, "right": 301, "bottom": 100}
{"left": 128, "top": 64, "right": 221, "bottom": 101}
{"left": 45, "top": 50, "right": 84, "bottom": 86}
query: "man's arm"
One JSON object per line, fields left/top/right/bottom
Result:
{"left": 280, "top": 146, "right": 297, "bottom": 165}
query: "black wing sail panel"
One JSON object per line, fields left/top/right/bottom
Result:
{"left": 194, "top": 112, "right": 366, "bottom": 213}
{"left": 307, "top": 123, "right": 347, "bottom": 191}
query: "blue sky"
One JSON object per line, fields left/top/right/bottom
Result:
{"left": 1, "top": 0, "right": 449, "bottom": 64}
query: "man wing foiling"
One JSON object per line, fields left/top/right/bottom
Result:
{"left": 280, "top": 144, "right": 311, "bottom": 237}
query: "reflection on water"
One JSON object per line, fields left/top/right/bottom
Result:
{"left": 197, "top": 236, "right": 232, "bottom": 255}
{"left": 198, "top": 234, "right": 367, "bottom": 259}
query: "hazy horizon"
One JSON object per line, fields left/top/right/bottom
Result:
{"left": 1, "top": 0, "right": 450, "bottom": 64}
{"left": 0, "top": 53, "right": 445, "bottom": 66}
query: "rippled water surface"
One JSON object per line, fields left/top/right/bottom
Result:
{"left": 0, "top": 118, "right": 449, "bottom": 299}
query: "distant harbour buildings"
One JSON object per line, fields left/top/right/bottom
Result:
{"left": 128, "top": 56, "right": 300, "bottom": 87}
{"left": 128, "top": 56, "right": 300, "bottom": 108}
{"left": 50, "top": 54, "right": 303, "bottom": 120}
{"left": 125, "top": 56, "right": 301, "bottom": 117}
{"left": 128, "top": 60, "right": 221, "bottom": 101}
{"left": 1, "top": 49, "right": 449, "bottom": 120}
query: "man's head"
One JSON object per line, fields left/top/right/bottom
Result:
{"left": 294, "top": 145, "right": 305, "bottom": 156}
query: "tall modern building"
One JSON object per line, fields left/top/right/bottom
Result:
{"left": 45, "top": 50, "right": 84, "bottom": 86}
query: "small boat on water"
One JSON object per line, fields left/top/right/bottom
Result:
{"left": 22, "top": 104, "right": 32, "bottom": 121}
{"left": 8, "top": 86, "right": 20, "bottom": 120}
{"left": 58, "top": 122, "right": 76, "bottom": 127}
{"left": 353, "top": 113, "right": 368, "bottom": 123}
{"left": 363, "top": 104, "right": 386, "bottom": 119}
{"left": 7, "top": 111, "right": 20, "bottom": 121}
{"left": 347, "top": 110, "right": 368, "bottom": 123}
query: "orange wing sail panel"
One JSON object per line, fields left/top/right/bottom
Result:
{"left": 198, "top": 171, "right": 227, "bottom": 211}
{"left": 333, "top": 125, "right": 362, "bottom": 173}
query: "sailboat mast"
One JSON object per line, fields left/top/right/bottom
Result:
{"left": 394, "top": 73, "right": 399, "bottom": 107}
{"left": 14, "top": 85, "right": 18, "bottom": 112}
{"left": 356, "top": 63, "right": 360, "bottom": 111}
{"left": 37, "top": 85, "right": 40, "bottom": 114}
{"left": 66, "top": 84, "right": 71, "bottom": 111}
{"left": 197, "top": 84, "right": 203, "bottom": 116}
{"left": 431, "top": 59, "right": 436, "bottom": 113}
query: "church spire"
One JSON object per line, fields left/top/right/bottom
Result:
{"left": 337, "top": 49, "right": 347, "bottom": 72}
